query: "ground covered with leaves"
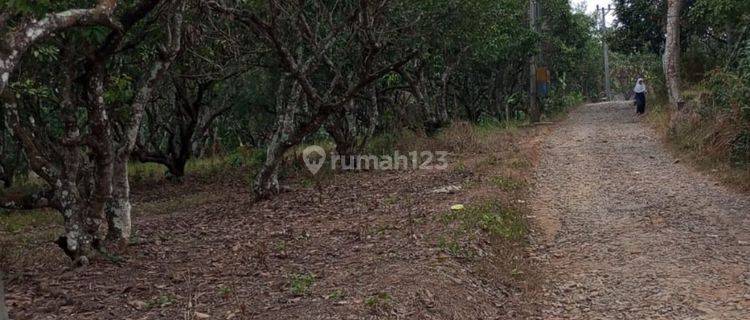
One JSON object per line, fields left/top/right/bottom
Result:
{"left": 2, "top": 123, "right": 549, "bottom": 319}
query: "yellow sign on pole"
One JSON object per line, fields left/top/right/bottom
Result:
{"left": 536, "top": 67, "right": 550, "bottom": 97}
{"left": 536, "top": 67, "right": 549, "bottom": 83}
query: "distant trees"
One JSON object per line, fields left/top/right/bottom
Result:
{"left": 611, "top": 0, "right": 667, "bottom": 54}
{"left": 0, "top": 127, "right": 22, "bottom": 188}
{"left": 209, "top": 0, "right": 417, "bottom": 198}
{"left": 134, "top": 12, "right": 249, "bottom": 179}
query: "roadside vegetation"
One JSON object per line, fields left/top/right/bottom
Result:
{"left": 609, "top": 0, "right": 750, "bottom": 192}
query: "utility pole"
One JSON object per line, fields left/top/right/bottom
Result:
{"left": 597, "top": 5, "right": 614, "bottom": 101}
{"left": 529, "top": 0, "right": 540, "bottom": 122}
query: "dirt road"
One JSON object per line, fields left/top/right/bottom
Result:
{"left": 531, "top": 101, "right": 750, "bottom": 319}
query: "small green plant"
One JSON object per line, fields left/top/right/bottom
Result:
{"left": 365, "top": 133, "right": 401, "bottom": 155}
{"left": 437, "top": 236, "right": 473, "bottom": 258}
{"left": 145, "top": 294, "right": 176, "bottom": 310}
{"left": 453, "top": 162, "right": 470, "bottom": 174}
{"left": 384, "top": 195, "right": 399, "bottom": 205}
{"left": 510, "top": 267, "right": 524, "bottom": 277}
{"left": 490, "top": 176, "right": 525, "bottom": 191}
{"left": 476, "top": 115, "right": 503, "bottom": 129}
{"left": 223, "top": 146, "right": 266, "bottom": 172}
{"left": 365, "top": 224, "right": 393, "bottom": 237}
{"left": 299, "top": 177, "right": 314, "bottom": 188}
{"left": 128, "top": 161, "right": 166, "bottom": 184}
{"left": 365, "top": 292, "right": 393, "bottom": 312}
{"left": 507, "top": 157, "right": 531, "bottom": 169}
{"left": 274, "top": 241, "right": 287, "bottom": 252}
{"left": 326, "top": 289, "right": 346, "bottom": 301}
{"left": 480, "top": 155, "right": 499, "bottom": 166}
{"left": 218, "top": 286, "right": 233, "bottom": 299}
{"left": 289, "top": 272, "right": 315, "bottom": 296}
{"left": 134, "top": 191, "right": 221, "bottom": 217}
{"left": 293, "top": 231, "right": 311, "bottom": 241}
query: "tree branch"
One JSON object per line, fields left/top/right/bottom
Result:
{"left": 0, "top": 0, "right": 121, "bottom": 94}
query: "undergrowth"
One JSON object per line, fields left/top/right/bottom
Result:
{"left": 648, "top": 88, "right": 750, "bottom": 191}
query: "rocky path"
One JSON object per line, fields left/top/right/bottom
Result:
{"left": 530, "top": 101, "right": 750, "bottom": 319}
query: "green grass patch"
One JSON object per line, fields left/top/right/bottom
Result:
{"left": 490, "top": 176, "right": 525, "bottom": 191}
{"left": 128, "top": 162, "right": 166, "bottom": 184}
{"left": 129, "top": 147, "right": 268, "bottom": 184}
{"left": 437, "top": 235, "right": 475, "bottom": 259}
{"left": 133, "top": 191, "right": 223, "bottom": 217}
{"left": 442, "top": 202, "right": 527, "bottom": 240}
{"left": 505, "top": 157, "right": 532, "bottom": 169}
{"left": 0, "top": 208, "right": 61, "bottom": 233}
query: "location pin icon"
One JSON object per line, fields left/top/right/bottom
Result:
{"left": 303, "top": 145, "right": 326, "bottom": 175}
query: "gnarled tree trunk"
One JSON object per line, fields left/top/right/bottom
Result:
{"left": 326, "top": 89, "right": 380, "bottom": 168}
{"left": 2, "top": 1, "right": 183, "bottom": 263}
{"left": 253, "top": 79, "right": 302, "bottom": 198}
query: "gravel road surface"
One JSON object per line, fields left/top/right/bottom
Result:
{"left": 531, "top": 101, "right": 750, "bottom": 319}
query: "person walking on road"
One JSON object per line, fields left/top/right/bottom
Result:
{"left": 633, "top": 78, "right": 647, "bottom": 115}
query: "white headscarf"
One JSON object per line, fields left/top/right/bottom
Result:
{"left": 633, "top": 78, "right": 646, "bottom": 93}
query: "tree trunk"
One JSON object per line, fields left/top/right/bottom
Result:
{"left": 664, "top": 0, "right": 683, "bottom": 111}
{"left": 2, "top": 0, "right": 181, "bottom": 264}
{"left": 168, "top": 156, "right": 188, "bottom": 180}
{"left": 106, "top": 154, "right": 132, "bottom": 248}
{"left": 253, "top": 134, "right": 286, "bottom": 198}
{"left": 361, "top": 87, "right": 379, "bottom": 149}
{"left": 399, "top": 69, "right": 441, "bottom": 133}
{"left": 438, "top": 66, "right": 452, "bottom": 124}
{"left": 0, "top": 271, "right": 7, "bottom": 320}
{"left": 253, "top": 79, "right": 300, "bottom": 199}
{"left": 55, "top": 184, "right": 101, "bottom": 265}
{"left": 327, "top": 87, "right": 380, "bottom": 167}
{"left": 172, "top": 124, "right": 194, "bottom": 179}
{"left": 326, "top": 100, "right": 358, "bottom": 167}
{"left": 0, "top": 167, "right": 11, "bottom": 189}
{"left": 253, "top": 91, "right": 333, "bottom": 199}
